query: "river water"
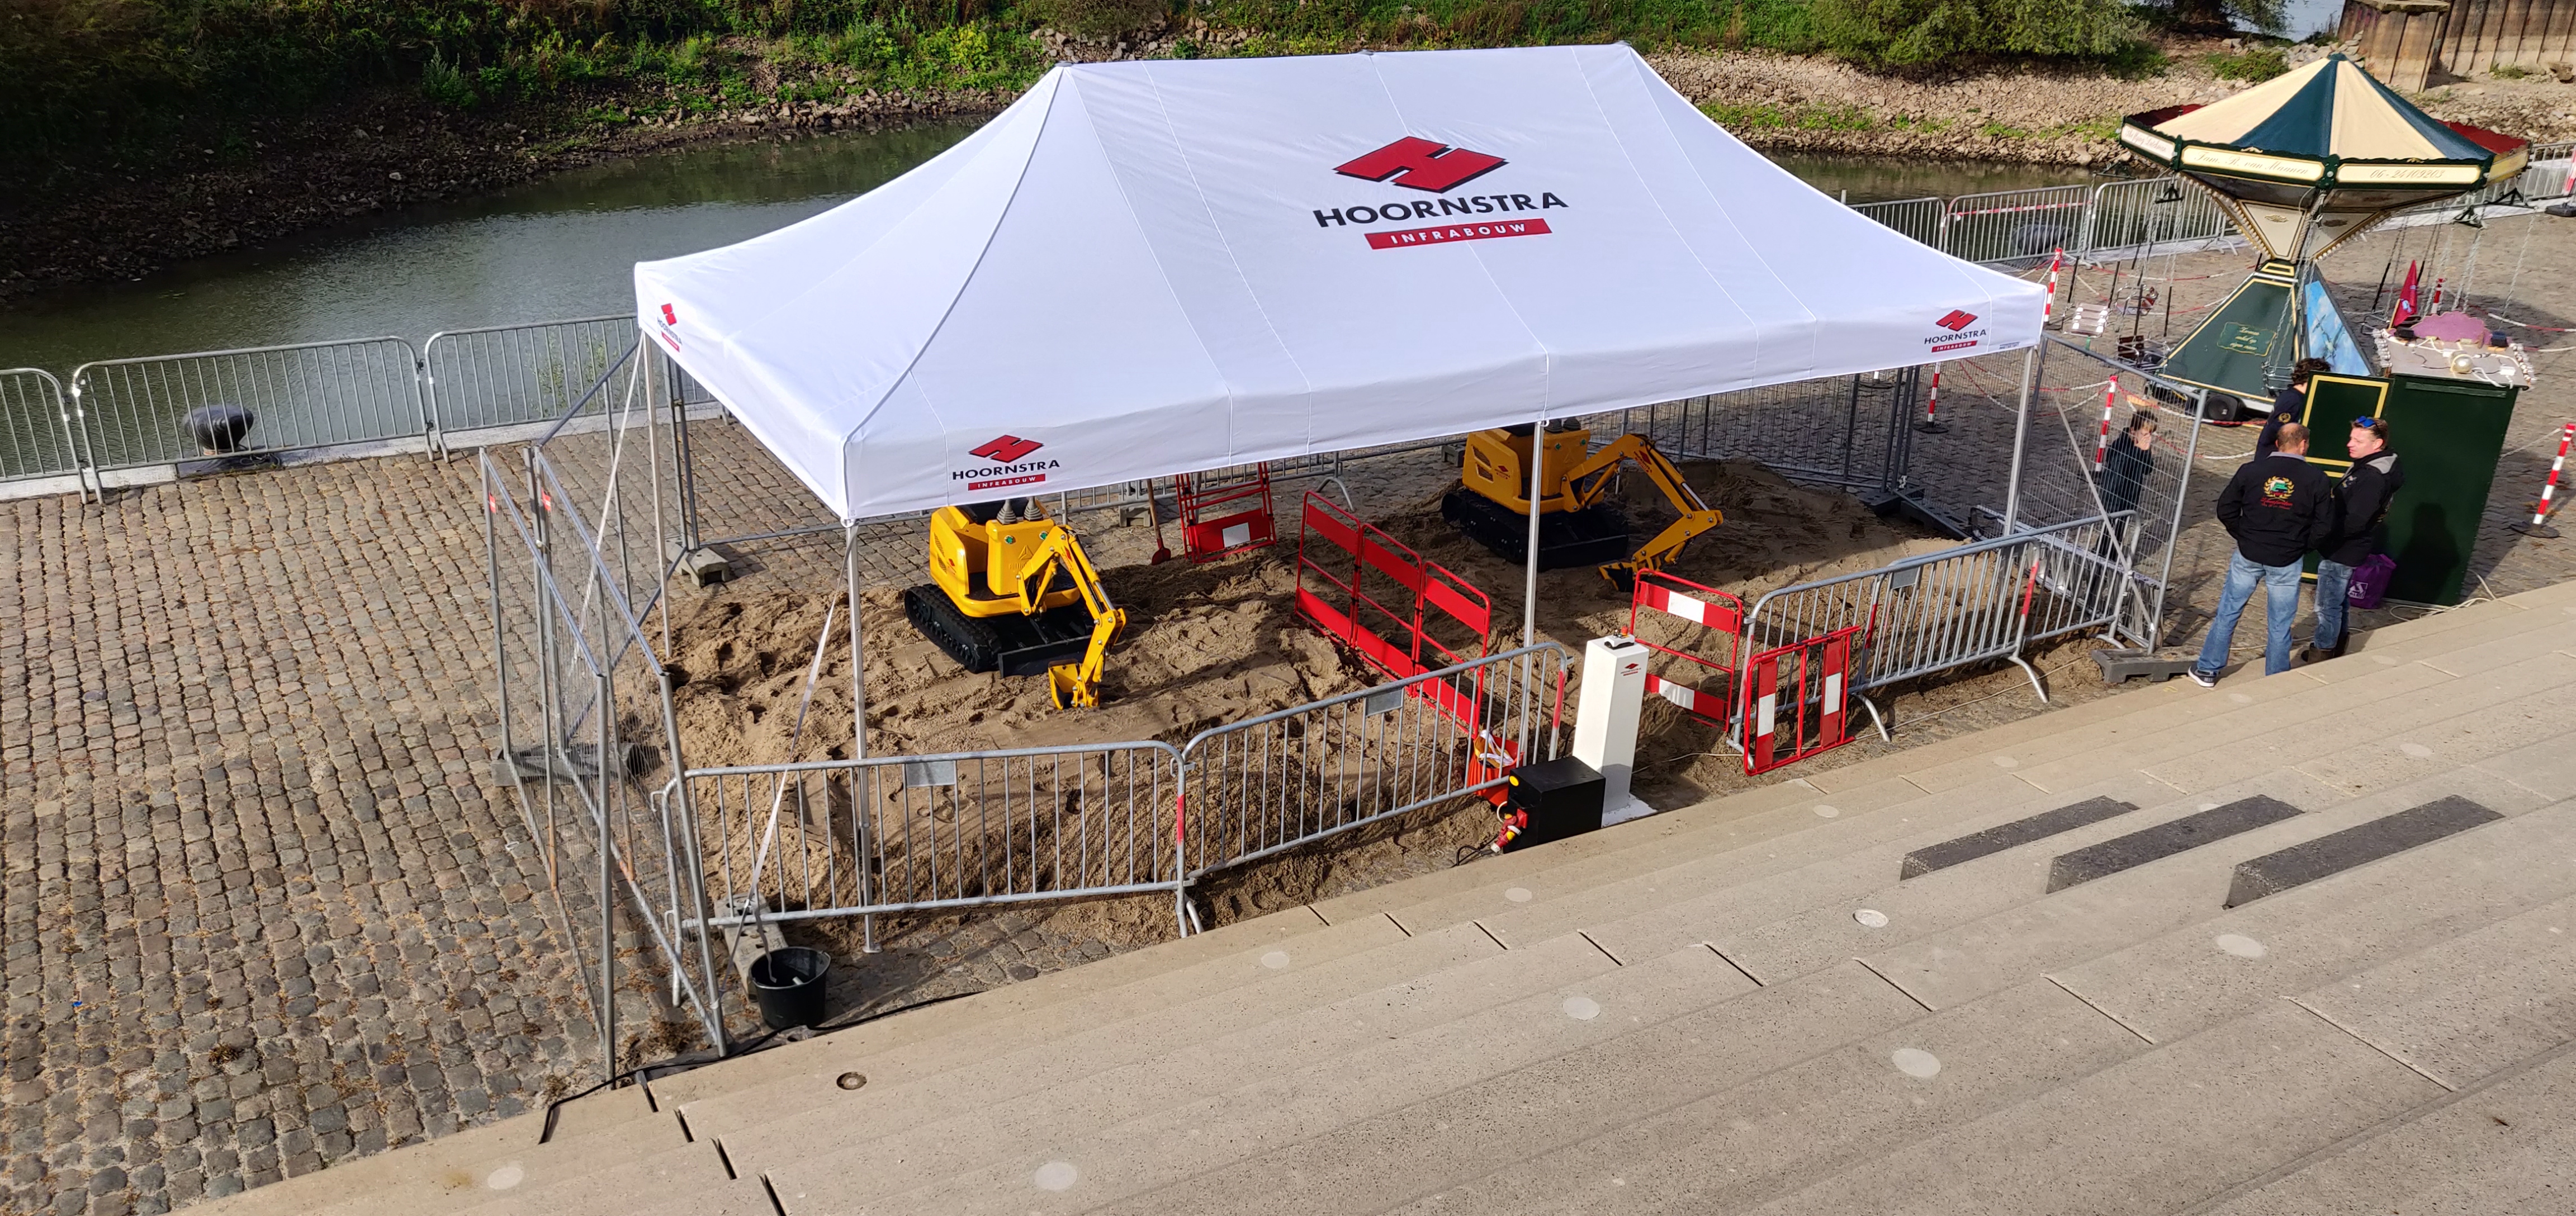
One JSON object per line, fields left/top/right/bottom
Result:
{"left": 0, "top": 125, "right": 2101, "bottom": 376}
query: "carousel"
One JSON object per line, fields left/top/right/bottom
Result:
{"left": 2116, "top": 53, "right": 2530, "bottom": 406}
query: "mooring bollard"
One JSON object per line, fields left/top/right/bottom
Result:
{"left": 2511, "top": 420, "right": 2572, "bottom": 538}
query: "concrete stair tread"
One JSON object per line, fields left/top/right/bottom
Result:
{"left": 761, "top": 943, "right": 1787, "bottom": 1214}
{"left": 1183, "top": 977, "right": 2145, "bottom": 1216}
{"left": 727, "top": 925, "right": 1630, "bottom": 1181}
{"left": 2289, "top": 889, "right": 2576, "bottom": 1089}
{"left": 697, "top": 916, "right": 1612, "bottom": 1155}
{"left": 2053, "top": 797, "right": 2576, "bottom": 1043}
{"left": 444, "top": 1142, "right": 733, "bottom": 1216}
{"left": 1733, "top": 1001, "right": 2443, "bottom": 1215}
{"left": 221, "top": 1087, "right": 684, "bottom": 1216}
{"left": 2194, "top": 1046, "right": 2576, "bottom": 1216}
{"left": 648, "top": 904, "right": 1354, "bottom": 1107}
{"left": 1853, "top": 770, "right": 2552, "bottom": 1013}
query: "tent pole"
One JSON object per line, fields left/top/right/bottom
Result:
{"left": 1523, "top": 407, "right": 1546, "bottom": 651}
{"left": 844, "top": 519, "right": 876, "bottom": 954}
{"left": 2002, "top": 344, "right": 2043, "bottom": 533}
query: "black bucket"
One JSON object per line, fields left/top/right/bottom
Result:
{"left": 748, "top": 947, "right": 830, "bottom": 1030}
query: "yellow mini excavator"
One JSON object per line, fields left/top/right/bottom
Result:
{"left": 902, "top": 499, "right": 1128, "bottom": 709}
{"left": 1441, "top": 422, "right": 1723, "bottom": 587}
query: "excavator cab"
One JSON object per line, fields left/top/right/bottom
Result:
{"left": 904, "top": 498, "right": 1128, "bottom": 708}
{"left": 1442, "top": 425, "right": 1723, "bottom": 587}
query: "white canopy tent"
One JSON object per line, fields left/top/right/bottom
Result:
{"left": 635, "top": 44, "right": 2046, "bottom": 757}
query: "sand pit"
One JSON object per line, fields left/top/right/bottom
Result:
{"left": 659, "top": 458, "right": 1944, "bottom": 951}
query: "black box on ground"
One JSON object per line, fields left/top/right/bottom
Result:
{"left": 1499, "top": 757, "right": 1605, "bottom": 852}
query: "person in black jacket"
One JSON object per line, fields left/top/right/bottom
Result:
{"left": 2254, "top": 358, "right": 2331, "bottom": 459}
{"left": 2306, "top": 417, "right": 2405, "bottom": 662}
{"left": 2194, "top": 422, "right": 2335, "bottom": 686}
{"left": 2092, "top": 410, "right": 2158, "bottom": 562}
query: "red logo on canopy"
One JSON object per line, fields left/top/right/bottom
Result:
{"left": 969, "top": 435, "right": 1044, "bottom": 463}
{"left": 660, "top": 303, "right": 678, "bottom": 325}
{"left": 1335, "top": 137, "right": 1508, "bottom": 194}
{"left": 1935, "top": 310, "right": 1978, "bottom": 331}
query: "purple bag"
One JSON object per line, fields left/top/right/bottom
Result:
{"left": 2347, "top": 553, "right": 2397, "bottom": 609}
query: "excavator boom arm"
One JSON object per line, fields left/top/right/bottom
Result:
{"left": 1554, "top": 434, "right": 1725, "bottom": 581}
{"left": 1012, "top": 525, "right": 1128, "bottom": 709}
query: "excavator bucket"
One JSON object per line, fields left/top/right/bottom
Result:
{"left": 1048, "top": 663, "right": 1096, "bottom": 710}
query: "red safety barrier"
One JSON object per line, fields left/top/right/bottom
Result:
{"left": 1155, "top": 464, "right": 1278, "bottom": 564}
{"left": 2041, "top": 249, "right": 2064, "bottom": 326}
{"left": 1625, "top": 571, "right": 1745, "bottom": 725}
{"left": 1296, "top": 492, "right": 1492, "bottom": 724}
{"left": 1742, "top": 624, "right": 1865, "bottom": 775}
{"left": 2092, "top": 377, "right": 2119, "bottom": 473}
{"left": 2512, "top": 421, "right": 2573, "bottom": 539}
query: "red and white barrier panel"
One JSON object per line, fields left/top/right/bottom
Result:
{"left": 2513, "top": 421, "right": 2573, "bottom": 539}
{"left": 1626, "top": 572, "right": 1746, "bottom": 727}
{"left": 2092, "top": 378, "right": 2119, "bottom": 473}
{"left": 2041, "top": 250, "right": 2064, "bottom": 326}
{"left": 1645, "top": 673, "right": 1728, "bottom": 719}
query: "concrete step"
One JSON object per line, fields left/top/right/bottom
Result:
{"left": 761, "top": 943, "right": 1796, "bottom": 1215}
{"left": 685, "top": 917, "right": 1524, "bottom": 1154}
{"left": 727, "top": 925, "right": 1626, "bottom": 1185}
{"left": 2194, "top": 1047, "right": 2576, "bottom": 1216}
{"left": 1346, "top": 978, "right": 2153, "bottom": 1216}
{"left": 2288, "top": 890, "right": 2576, "bottom": 1089}
{"left": 1739, "top": 1001, "right": 2443, "bottom": 1215}
{"left": 650, "top": 904, "right": 1395, "bottom": 1115}
{"left": 444, "top": 1141, "right": 733, "bottom": 1216}
{"left": 1850, "top": 768, "right": 2553, "bottom": 1013}
{"left": 1475, "top": 768, "right": 2174, "bottom": 961}
{"left": 2053, "top": 797, "right": 2576, "bottom": 1044}
{"left": 211, "top": 1087, "right": 685, "bottom": 1216}
{"left": 1563, "top": 770, "right": 2191, "bottom": 973}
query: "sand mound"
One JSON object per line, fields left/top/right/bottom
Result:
{"left": 659, "top": 459, "right": 1942, "bottom": 948}
{"left": 665, "top": 457, "right": 1939, "bottom": 770}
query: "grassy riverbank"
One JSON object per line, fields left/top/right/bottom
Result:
{"left": 6, "top": 0, "right": 2165, "bottom": 172}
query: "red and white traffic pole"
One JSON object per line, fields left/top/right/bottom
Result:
{"left": 2042, "top": 249, "right": 2064, "bottom": 327}
{"left": 2092, "top": 378, "right": 2119, "bottom": 473}
{"left": 1919, "top": 362, "right": 1946, "bottom": 433}
{"left": 2512, "top": 420, "right": 2573, "bottom": 538}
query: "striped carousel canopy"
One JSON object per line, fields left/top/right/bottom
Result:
{"left": 2120, "top": 53, "right": 2526, "bottom": 192}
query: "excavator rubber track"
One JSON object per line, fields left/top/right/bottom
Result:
{"left": 903, "top": 585, "right": 1094, "bottom": 677}
{"left": 1440, "top": 487, "right": 1630, "bottom": 570}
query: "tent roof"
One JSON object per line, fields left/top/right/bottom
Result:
{"left": 637, "top": 45, "right": 2045, "bottom": 522}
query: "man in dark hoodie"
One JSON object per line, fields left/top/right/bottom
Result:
{"left": 2254, "top": 358, "right": 2332, "bottom": 460}
{"left": 2307, "top": 417, "right": 2405, "bottom": 662}
{"left": 2194, "top": 421, "right": 2335, "bottom": 686}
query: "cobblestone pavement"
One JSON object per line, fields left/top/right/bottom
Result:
{"left": 10, "top": 212, "right": 2576, "bottom": 1216}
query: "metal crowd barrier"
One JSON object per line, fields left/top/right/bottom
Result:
{"left": 1739, "top": 514, "right": 2134, "bottom": 704}
{"left": 1177, "top": 643, "right": 1569, "bottom": 882}
{"left": 424, "top": 315, "right": 642, "bottom": 454}
{"left": 1940, "top": 184, "right": 2094, "bottom": 266}
{"left": 0, "top": 368, "right": 89, "bottom": 497}
{"left": 69, "top": 336, "right": 429, "bottom": 474}
{"left": 676, "top": 742, "right": 1187, "bottom": 929}
{"left": 1852, "top": 196, "right": 1943, "bottom": 248}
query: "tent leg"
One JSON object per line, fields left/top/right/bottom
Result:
{"left": 2002, "top": 344, "right": 2043, "bottom": 533}
{"left": 845, "top": 521, "right": 877, "bottom": 954}
{"left": 1523, "top": 407, "right": 1545, "bottom": 652}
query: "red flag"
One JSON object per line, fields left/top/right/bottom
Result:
{"left": 2393, "top": 261, "right": 2422, "bottom": 327}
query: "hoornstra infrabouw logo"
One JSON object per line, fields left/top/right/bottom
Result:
{"left": 1314, "top": 136, "right": 1566, "bottom": 251}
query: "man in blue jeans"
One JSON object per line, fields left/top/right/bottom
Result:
{"left": 2194, "top": 422, "right": 2334, "bottom": 686}
{"left": 2307, "top": 417, "right": 2404, "bottom": 662}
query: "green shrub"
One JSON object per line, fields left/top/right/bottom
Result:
{"left": 1812, "top": 0, "right": 2151, "bottom": 69}
{"left": 2206, "top": 44, "right": 2287, "bottom": 81}
{"left": 1033, "top": 0, "right": 1173, "bottom": 37}
{"left": 423, "top": 50, "right": 479, "bottom": 109}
